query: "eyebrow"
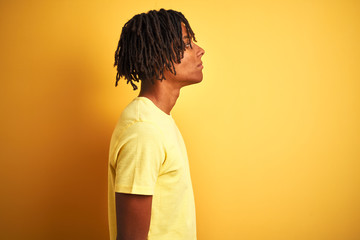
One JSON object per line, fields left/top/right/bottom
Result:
{"left": 183, "top": 36, "right": 190, "bottom": 40}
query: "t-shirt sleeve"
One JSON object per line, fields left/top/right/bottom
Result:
{"left": 114, "top": 121, "right": 165, "bottom": 195}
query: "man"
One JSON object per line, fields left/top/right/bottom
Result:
{"left": 108, "top": 9, "right": 205, "bottom": 240}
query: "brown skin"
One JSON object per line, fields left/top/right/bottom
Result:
{"left": 115, "top": 24, "right": 205, "bottom": 240}
{"left": 115, "top": 193, "right": 152, "bottom": 240}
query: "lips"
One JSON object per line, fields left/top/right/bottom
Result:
{"left": 197, "top": 62, "right": 203, "bottom": 68}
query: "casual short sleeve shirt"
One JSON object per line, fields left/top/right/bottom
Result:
{"left": 108, "top": 97, "right": 197, "bottom": 240}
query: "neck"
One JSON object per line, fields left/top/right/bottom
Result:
{"left": 139, "top": 80, "right": 181, "bottom": 115}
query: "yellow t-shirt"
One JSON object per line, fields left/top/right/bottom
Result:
{"left": 108, "top": 97, "right": 197, "bottom": 240}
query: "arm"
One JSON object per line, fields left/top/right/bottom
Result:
{"left": 115, "top": 192, "right": 152, "bottom": 240}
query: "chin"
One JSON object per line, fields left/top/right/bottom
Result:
{"left": 179, "top": 73, "right": 204, "bottom": 87}
{"left": 194, "top": 75, "right": 204, "bottom": 83}
{"left": 185, "top": 77, "right": 203, "bottom": 86}
{"left": 191, "top": 73, "right": 204, "bottom": 84}
{"left": 195, "top": 78, "right": 203, "bottom": 84}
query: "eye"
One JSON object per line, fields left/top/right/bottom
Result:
{"left": 185, "top": 42, "right": 191, "bottom": 48}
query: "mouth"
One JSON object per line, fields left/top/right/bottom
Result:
{"left": 197, "top": 62, "right": 203, "bottom": 68}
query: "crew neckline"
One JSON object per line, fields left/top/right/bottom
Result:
{"left": 136, "top": 96, "right": 173, "bottom": 118}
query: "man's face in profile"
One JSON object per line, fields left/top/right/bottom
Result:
{"left": 164, "top": 24, "right": 205, "bottom": 87}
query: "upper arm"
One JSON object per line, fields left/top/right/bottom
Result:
{"left": 114, "top": 122, "right": 165, "bottom": 195}
{"left": 114, "top": 122, "right": 163, "bottom": 239}
{"left": 115, "top": 192, "right": 152, "bottom": 240}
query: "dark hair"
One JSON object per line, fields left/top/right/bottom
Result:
{"left": 114, "top": 9, "right": 196, "bottom": 90}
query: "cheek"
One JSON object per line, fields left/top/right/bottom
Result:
{"left": 177, "top": 56, "right": 192, "bottom": 72}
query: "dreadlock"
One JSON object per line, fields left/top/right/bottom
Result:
{"left": 114, "top": 9, "right": 196, "bottom": 90}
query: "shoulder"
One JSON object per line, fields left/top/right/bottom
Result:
{"left": 118, "top": 98, "right": 169, "bottom": 135}
{"left": 119, "top": 97, "right": 161, "bottom": 123}
{"left": 111, "top": 98, "right": 170, "bottom": 150}
{"left": 110, "top": 120, "right": 166, "bottom": 166}
{"left": 124, "top": 121, "right": 164, "bottom": 140}
{"left": 111, "top": 121, "right": 165, "bottom": 155}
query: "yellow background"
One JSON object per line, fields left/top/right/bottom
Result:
{"left": 1, "top": 0, "right": 359, "bottom": 239}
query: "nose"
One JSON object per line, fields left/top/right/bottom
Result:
{"left": 195, "top": 43, "right": 205, "bottom": 57}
